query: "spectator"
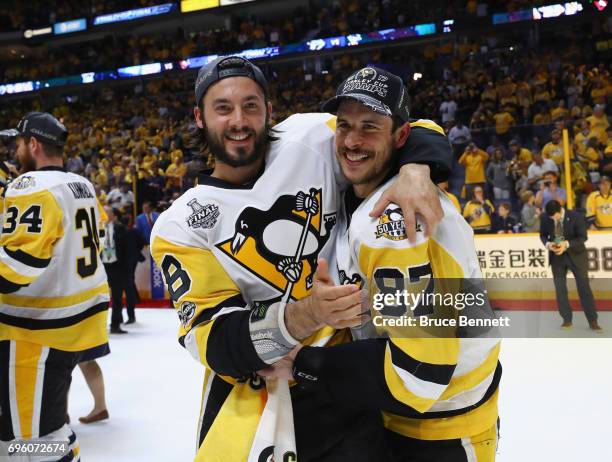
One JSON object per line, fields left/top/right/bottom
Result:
{"left": 574, "top": 119, "right": 596, "bottom": 157}
{"left": 448, "top": 119, "right": 472, "bottom": 158}
{"left": 66, "top": 152, "right": 84, "bottom": 174}
{"left": 458, "top": 142, "right": 489, "bottom": 199}
{"left": 439, "top": 92, "right": 457, "bottom": 125}
{"left": 486, "top": 148, "right": 512, "bottom": 200}
{"left": 585, "top": 175, "right": 612, "bottom": 230}
{"left": 586, "top": 104, "right": 609, "bottom": 144}
{"left": 535, "top": 171, "right": 567, "bottom": 209}
{"left": 492, "top": 202, "right": 516, "bottom": 233}
{"left": 576, "top": 137, "right": 601, "bottom": 178}
{"left": 527, "top": 152, "right": 558, "bottom": 190}
{"left": 462, "top": 185, "right": 494, "bottom": 234}
{"left": 541, "top": 128, "right": 567, "bottom": 168}
{"left": 520, "top": 190, "right": 541, "bottom": 232}
{"left": 492, "top": 105, "right": 515, "bottom": 143}
{"left": 106, "top": 182, "right": 134, "bottom": 211}
{"left": 135, "top": 201, "right": 159, "bottom": 243}
{"left": 508, "top": 139, "right": 533, "bottom": 176}
{"left": 165, "top": 155, "right": 186, "bottom": 190}
{"left": 602, "top": 126, "right": 612, "bottom": 176}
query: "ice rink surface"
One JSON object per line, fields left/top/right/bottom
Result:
{"left": 66, "top": 309, "right": 612, "bottom": 462}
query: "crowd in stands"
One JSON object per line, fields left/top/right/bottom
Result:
{"left": 0, "top": 0, "right": 568, "bottom": 84}
{"left": 1, "top": 29, "right": 611, "bottom": 234}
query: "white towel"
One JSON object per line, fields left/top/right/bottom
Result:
{"left": 247, "top": 378, "right": 297, "bottom": 462}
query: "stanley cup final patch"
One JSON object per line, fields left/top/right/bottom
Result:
{"left": 186, "top": 199, "right": 220, "bottom": 229}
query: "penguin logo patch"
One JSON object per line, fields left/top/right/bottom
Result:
{"left": 375, "top": 207, "right": 421, "bottom": 241}
{"left": 186, "top": 199, "right": 219, "bottom": 229}
{"left": 178, "top": 301, "right": 196, "bottom": 327}
{"left": 11, "top": 176, "right": 36, "bottom": 190}
{"left": 217, "top": 188, "right": 336, "bottom": 303}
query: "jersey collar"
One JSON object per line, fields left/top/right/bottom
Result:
{"left": 197, "top": 166, "right": 264, "bottom": 190}
{"left": 37, "top": 166, "right": 66, "bottom": 172}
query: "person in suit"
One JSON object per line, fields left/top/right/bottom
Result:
{"left": 101, "top": 207, "right": 130, "bottom": 334}
{"left": 540, "top": 200, "right": 602, "bottom": 332}
{"left": 135, "top": 201, "right": 159, "bottom": 243}
{"left": 123, "top": 213, "right": 146, "bottom": 324}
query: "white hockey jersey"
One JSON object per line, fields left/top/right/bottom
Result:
{"left": 0, "top": 167, "right": 109, "bottom": 352}
{"left": 150, "top": 113, "right": 347, "bottom": 461}
{"left": 334, "top": 176, "right": 501, "bottom": 440}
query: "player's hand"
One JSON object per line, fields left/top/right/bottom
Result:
{"left": 257, "top": 345, "right": 302, "bottom": 380}
{"left": 370, "top": 164, "right": 442, "bottom": 243}
{"left": 311, "top": 259, "right": 366, "bottom": 329}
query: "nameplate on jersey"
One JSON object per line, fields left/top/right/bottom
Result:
{"left": 67, "top": 182, "right": 94, "bottom": 199}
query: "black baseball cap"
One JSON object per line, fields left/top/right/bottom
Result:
{"left": 321, "top": 66, "right": 410, "bottom": 121}
{"left": 0, "top": 112, "right": 67, "bottom": 147}
{"left": 194, "top": 56, "right": 268, "bottom": 105}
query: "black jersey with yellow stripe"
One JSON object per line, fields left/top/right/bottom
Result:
{"left": 0, "top": 167, "right": 109, "bottom": 353}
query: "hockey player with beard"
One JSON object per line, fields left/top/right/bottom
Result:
{"left": 150, "top": 56, "right": 453, "bottom": 461}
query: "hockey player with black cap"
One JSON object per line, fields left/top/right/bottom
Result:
{"left": 0, "top": 112, "right": 109, "bottom": 461}
{"left": 261, "top": 67, "right": 501, "bottom": 462}
{"left": 150, "top": 56, "right": 453, "bottom": 461}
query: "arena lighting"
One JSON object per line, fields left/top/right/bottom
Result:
{"left": 413, "top": 73, "right": 423, "bottom": 81}
{"left": 180, "top": 0, "right": 219, "bottom": 12}
{"left": 442, "top": 19, "right": 454, "bottom": 33}
{"left": 53, "top": 18, "right": 87, "bottom": 35}
{"left": 23, "top": 26, "right": 53, "bottom": 39}
{"left": 93, "top": 3, "right": 176, "bottom": 26}
{"left": 591, "top": 0, "right": 608, "bottom": 10}
{"left": 493, "top": 1, "right": 583, "bottom": 24}
{"left": 0, "top": 22, "right": 435, "bottom": 96}
{"left": 117, "top": 63, "right": 163, "bottom": 77}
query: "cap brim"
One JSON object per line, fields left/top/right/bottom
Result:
{"left": 321, "top": 94, "right": 392, "bottom": 117}
{"left": 0, "top": 129, "right": 19, "bottom": 138}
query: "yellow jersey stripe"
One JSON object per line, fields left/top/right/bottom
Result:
{"left": 411, "top": 119, "right": 446, "bottom": 136}
{"left": 2, "top": 283, "right": 109, "bottom": 309}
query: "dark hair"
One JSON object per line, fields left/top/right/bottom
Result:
{"left": 499, "top": 202, "right": 511, "bottom": 211}
{"left": 23, "top": 136, "right": 63, "bottom": 158}
{"left": 543, "top": 170, "right": 558, "bottom": 179}
{"left": 112, "top": 208, "right": 122, "bottom": 220}
{"left": 545, "top": 200, "right": 562, "bottom": 216}
{"left": 188, "top": 100, "right": 280, "bottom": 159}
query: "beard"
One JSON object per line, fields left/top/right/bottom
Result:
{"left": 17, "top": 145, "right": 36, "bottom": 174}
{"left": 203, "top": 124, "right": 269, "bottom": 168}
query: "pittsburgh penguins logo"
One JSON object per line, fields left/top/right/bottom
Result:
{"left": 375, "top": 207, "right": 421, "bottom": 241}
{"left": 356, "top": 67, "right": 377, "bottom": 81}
{"left": 217, "top": 188, "right": 336, "bottom": 303}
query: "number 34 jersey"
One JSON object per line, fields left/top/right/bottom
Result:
{"left": 0, "top": 167, "right": 109, "bottom": 353}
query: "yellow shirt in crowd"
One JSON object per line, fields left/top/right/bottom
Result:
{"left": 586, "top": 191, "right": 612, "bottom": 229}
{"left": 459, "top": 149, "right": 489, "bottom": 184}
{"left": 463, "top": 200, "right": 494, "bottom": 231}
